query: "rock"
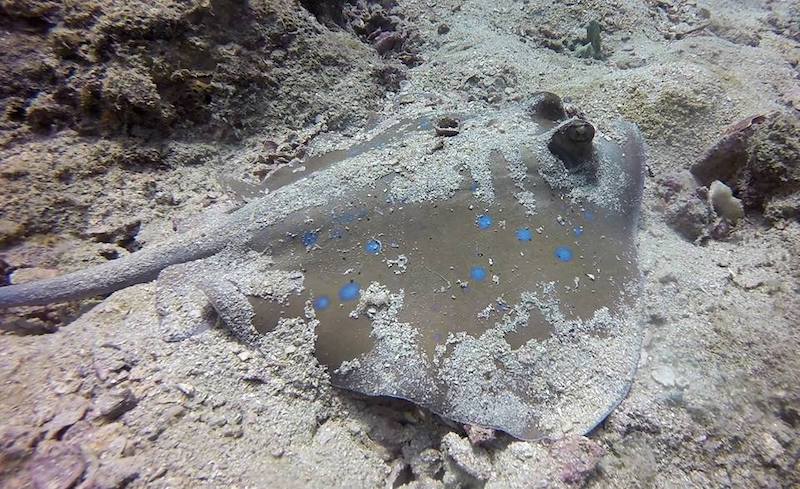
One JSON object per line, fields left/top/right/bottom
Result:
{"left": 709, "top": 180, "right": 744, "bottom": 222}
{"left": 0, "top": 258, "right": 13, "bottom": 286}
{"left": 0, "top": 425, "right": 39, "bottom": 463}
{"left": 428, "top": 139, "right": 444, "bottom": 154}
{"left": 709, "top": 219, "right": 733, "bottom": 240}
{"left": 142, "top": 405, "right": 185, "bottom": 442}
{"left": 764, "top": 193, "right": 800, "bottom": 222}
{"left": 782, "top": 87, "right": 800, "bottom": 112}
{"left": 92, "top": 345, "right": 135, "bottom": 383}
{"left": 692, "top": 113, "right": 769, "bottom": 186}
{"left": 30, "top": 444, "right": 86, "bottom": 489}
{"left": 575, "top": 42, "right": 594, "bottom": 58}
{"left": 0, "top": 219, "right": 23, "bottom": 245}
{"left": 437, "top": 24, "right": 450, "bottom": 35}
{"left": 408, "top": 448, "right": 442, "bottom": 479}
{"left": 651, "top": 365, "right": 676, "bottom": 387}
{"left": 104, "top": 435, "right": 131, "bottom": 458}
{"left": 25, "top": 92, "right": 72, "bottom": 132}
{"left": 434, "top": 117, "right": 460, "bottom": 137}
{"left": 709, "top": 16, "right": 761, "bottom": 47}
{"left": 89, "top": 457, "right": 142, "bottom": 489}
{"left": 176, "top": 383, "right": 195, "bottom": 397}
{"left": 692, "top": 112, "right": 800, "bottom": 220}
{"left": 84, "top": 219, "right": 142, "bottom": 250}
{"left": 208, "top": 415, "right": 227, "bottom": 428}
{"left": 373, "top": 31, "right": 403, "bottom": 55}
{"left": 665, "top": 194, "right": 714, "bottom": 242}
{"left": 657, "top": 170, "right": 714, "bottom": 242}
{"left": 464, "top": 425, "right": 496, "bottom": 446}
{"left": 94, "top": 389, "right": 138, "bottom": 421}
{"left": 441, "top": 432, "right": 492, "bottom": 481}
{"left": 740, "top": 113, "right": 800, "bottom": 211}
{"left": 549, "top": 435, "right": 606, "bottom": 485}
{"left": 755, "top": 432, "right": 784, "bottom": 465}
{"left": 100, "top": 64, "right": 170, "bottom": 133}
{"left": 771, "top": 392, "right": 800, "bottom": 427}
{"left": 10, "top": 267, "right": 59, "bottom": 285}
{"left": 44, "top": 401, "right": 89, "bottom": 439}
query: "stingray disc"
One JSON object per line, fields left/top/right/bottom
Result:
{"left": 245, "top": 105, "right": 645, "bottom": 440}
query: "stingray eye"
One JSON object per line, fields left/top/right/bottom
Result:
{"left": 567, "top": 120, "right": 595, "bottom": 143}
{"left": 527, "top": 91, "right": 567, "bottom": 122}
{"left": 548, "top": 119, "right": 598, "bottom": 174}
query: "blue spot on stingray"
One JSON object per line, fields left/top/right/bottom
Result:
{"left": 573, "top": 226, "right": 584, "bottom": 237}
{"left": 313, "top": 296, "right": 331, "bottom": 310}
{"left": 419, "top": 119, "right": 433, "bottom": 130}
{"left": 476, "top": 215, "right": 493, "bottom": 230}
{"left": 334, "top": 209, "right": 368, "bottom": 225}
{"left": 302, "top": 231, "right": 318, "bottom": 247}
{"left": 339, "top": 282, "right": 361, "bottom": 302}
{"left": 516, "top": 227, "right": 533, "bottom": 242}
{"left": 470, "top": 266, "right": 488, "bottom": 281}
{"left": 555, "top": 246, "right": 574, "bottom": 262}
{"left": 583, "top": 210, "right": 595, "bottom": 221}
{"left": 329, "top": 227, "right": 344, "bottom": 240}
{"left": 365, "top": 239, "right": 382, "bottom": 254}
{"left": 470, "top": 181, "right": 479, "bottom": 192}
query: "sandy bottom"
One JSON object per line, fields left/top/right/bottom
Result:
{"left": 0, "top": 0, "right": 798, "bottom": 488}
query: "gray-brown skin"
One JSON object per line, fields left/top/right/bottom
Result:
{"left": 0, "top": 94, "right": 646, "bottom": 440}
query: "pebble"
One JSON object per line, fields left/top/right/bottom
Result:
{"left": 223, "top": 426, "right": 244, "bottom": 438}
{"left": 176, "top": 383, "right": 196, "bottom": 397}
{"left": 148, "top": 466, "right": 168, "bottom": 482}
{"left": 208, "top": 415, "right": 227, "bottom": 428}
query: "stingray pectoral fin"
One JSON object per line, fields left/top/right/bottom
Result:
{"left": 198, "top": 280, "right": 260, "bottom": 346}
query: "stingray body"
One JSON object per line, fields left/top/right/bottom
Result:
{"left": 0, "top": 93, "right": 645, "bottom": 440}
{"left": 217, "top": 95, "right": 646, "bottom": 439}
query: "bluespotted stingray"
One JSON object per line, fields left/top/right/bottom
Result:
{"left": 0, "top": 93, "right": 645, "bottom": 440}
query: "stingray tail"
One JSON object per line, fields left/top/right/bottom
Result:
{"left": 0, "top": 235, "right": 226, "bottom": 308}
